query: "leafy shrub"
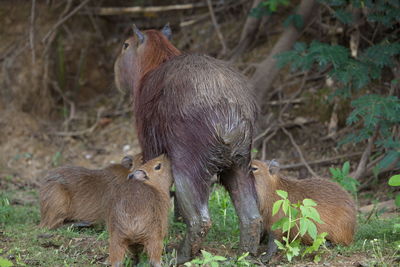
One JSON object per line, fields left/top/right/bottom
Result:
{"left": 275, "top": 0, "right": 400, "bottom": 178}
{"left": 329, "top": 161, "right": 359, "bottom": 197}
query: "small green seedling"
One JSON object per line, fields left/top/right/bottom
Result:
{"left": 388, "top": 174, "right": 400, "bottom": 207}
{"left": 271, "top": 190, "right": 327, "bottom": 263}
{"left": 184, "top": 250, "right": 226, "bottom": 267}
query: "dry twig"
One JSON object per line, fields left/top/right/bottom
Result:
{"left": 52, "top": 107, "right": 105, "bottom": 137}
{"left": 42, "top": 0, "right": 91, "bottom": 43}
{"left": 279, "top": 151, "right": 367, "bottom": 170}
{"left": 29, "top": 0, "right": 36, "bottom": 66}
{"left": 281, "top": 126, "right": 319, "bottom": 178}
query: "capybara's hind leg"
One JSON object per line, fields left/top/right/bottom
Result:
{"left": 220, "top": 165, "right": 262, "bottom": 255}
{"left": 173, "top": 165, "right": 212, "bottom": 264}
{"left": 109, "top": 235, "right": 128, "bottom": 267}
{"left": 39, "top": 185, "right": 69, "bottom": 229}
{"left": 145, "top": 238, "right": 163, "bottom": 267}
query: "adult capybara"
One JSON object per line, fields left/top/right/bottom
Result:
{"left": 107, "top": 154, "right": 173, "bottom": 267}
{"left": 114, "top": 24, "right": 261, "bottom": 263}
{"left": 251, "top": 160, "right": 357, "bottom": 259}
{"left": 39, "top": 155, "right": 136, "bottom": 229}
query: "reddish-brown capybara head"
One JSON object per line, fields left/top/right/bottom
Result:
{"left": 114, "top": 24, "right": 177, "bottom": 93}
{"left": 128, "top": 154, "right": 173, "bottom": 189}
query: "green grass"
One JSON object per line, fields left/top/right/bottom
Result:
{"left": 0, "top": 187, "right": 399, "bottom": 266}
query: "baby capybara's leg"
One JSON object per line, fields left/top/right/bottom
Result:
{"left": 109, "top": 235, "right": 128, "bottom": 267}
{"left": 39, "top": 184, "right": 69, "bottom": 229}
{"left": 261, "top": 231, "right": 278, "bottom": 262}
{"left": 145, "top": 238, "right": 163, "bottom": 267}
{"left": 220, "top": 165, "right": 262, "bottom": 256}
{"left": 173, "top": 165, "right": 212, "bottom": 264}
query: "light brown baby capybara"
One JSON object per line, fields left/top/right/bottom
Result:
{"left": 39, "top": 154, "right": 172, "bottom": 267}
{"left": 251, "top": 160, "right": 357, "bottom": 259}
{"left": 107, "top": 154, "right": 172, "bottom": 267}
{"left": 39, "top": 154, "right": 138, "bottom": 229}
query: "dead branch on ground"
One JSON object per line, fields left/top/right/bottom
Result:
{"left": 279, "top": 151, "right": 369, "bottom": 170}
{"left": 91, "top": 2, "right": 210, "bottom": 16}
{"left": 350, "top": 126, "right": 380, "bottom": 180}
{"left": 52, "top": 107, "right": 105, "bottom": 137}
{"left": 281, "top": 126, "right": 319, "bottom": 178}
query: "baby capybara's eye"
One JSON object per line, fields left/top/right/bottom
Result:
{"left": 154, "top": 163, "right": 162, "bottom": 170}
{"left": 123, "top": 42, "right": 129, "bottom": 49}
{"left": 251, "top": 166, "right": 258, "bottom": 172}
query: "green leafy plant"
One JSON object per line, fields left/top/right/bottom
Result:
{"left": 271, "top": 190, "right": 327, "bottom": 262}
{"left": 250, "top": 0, "right": 290, "bottom": 18}
{"left": 388, "top": 174, "right": 400, "bottom": 207}
{"left": 329, "top": 161, "right": 360, "bottom": 196}
{"left": 184, "top": 250, "right": 226, "bottom": 267}
{"left": 234, "top": 252, "right": 252, "bottom": 267}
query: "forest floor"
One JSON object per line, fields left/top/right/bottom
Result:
{"left": 0, "top": 98, "right": 399, "bottom": 267}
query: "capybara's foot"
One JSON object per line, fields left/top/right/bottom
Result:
{"left": 239, "top": 216, "right": 262, "bottom": 255}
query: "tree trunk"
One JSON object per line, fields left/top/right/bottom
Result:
{"left": 251, "top": 0, "right": 316, "bottom": 105}
{"left": 229, "top": 0, "right": 263, "bottom": 61}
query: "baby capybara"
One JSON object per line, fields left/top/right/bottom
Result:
{"left": 39, "top": 155, "right": 136, "bottom": 229}
{"left": 40, "top": 154, "right": 172, "bottom": 267}
{"left": 251, "top": 160, "right": 356, "bottom": 258}
{"left": 107, "top": 154, "right": 173, "bottom": 267}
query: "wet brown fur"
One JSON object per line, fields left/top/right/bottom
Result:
{"left": 115, "top": 27, "right": 261, "bottom": 262}
{"left": 252, "top": 160, "right": 357, "bottom": 246}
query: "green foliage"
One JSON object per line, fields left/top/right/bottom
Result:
{"left": 284, "top": 14, "right": 304, "bottom": 30}
{"left": 0, "top": 257, "right": 13, "bottom": 267}
{"left": 329, "top": 161, "right": 359, "bottom": 196}
{"left": 250, "top": 0, "right": 290, "bottom": 19}
{"left": 184, "top": 250, "right": 226, "bottom": 267}
{"left": 319, "top": 0, "right": 400, "bottom": 27}
{"left": 271, "top": 190, "right": 327, "bottom": 262}
{"left": 276, "top": 0, "right": 400, "bottom": 178}
{"left": 234, "top": 252, "right": 252, "bottom": 267}
{"left": 388, "top": 174, "right": 400, "bottom": 207}
{"left": 207, "top": 185, "right": 239, "bottom": 244}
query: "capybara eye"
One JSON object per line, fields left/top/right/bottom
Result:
{"left": 251, "top": 166, "right": 258, "bottom": 172}
{"left": 154, "top": 163, "right": 162, "bottom": 170}
{"left": 123, "top": 42, "right": 129, "bottom": 49}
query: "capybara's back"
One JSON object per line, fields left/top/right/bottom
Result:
{"left": 39, "top": 157, "right": 133, "bottom": 229}
{"left": 107, "top": 155, "right": 173, "bottom": 267}
{"left": 252, "top": 160, "right": 356, "bottom": 246}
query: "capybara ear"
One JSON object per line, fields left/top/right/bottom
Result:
{"left": 263, "top": 159, "right": 280, "bottom": 175}
{"left": 121, "top": 155, "right": 134, "bottom": 169}
{"left": 132, "top": 24, "right": 145, "bottom": 44}
{"left": 161, "top": 23, "right": 172, "bottom": 40}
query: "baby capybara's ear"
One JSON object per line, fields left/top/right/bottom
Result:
{"left": 263, "top": 159, "right": 280, "bottom": 175}
{"left": 121, "top": 155, "right": 134, "bottom": 169}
